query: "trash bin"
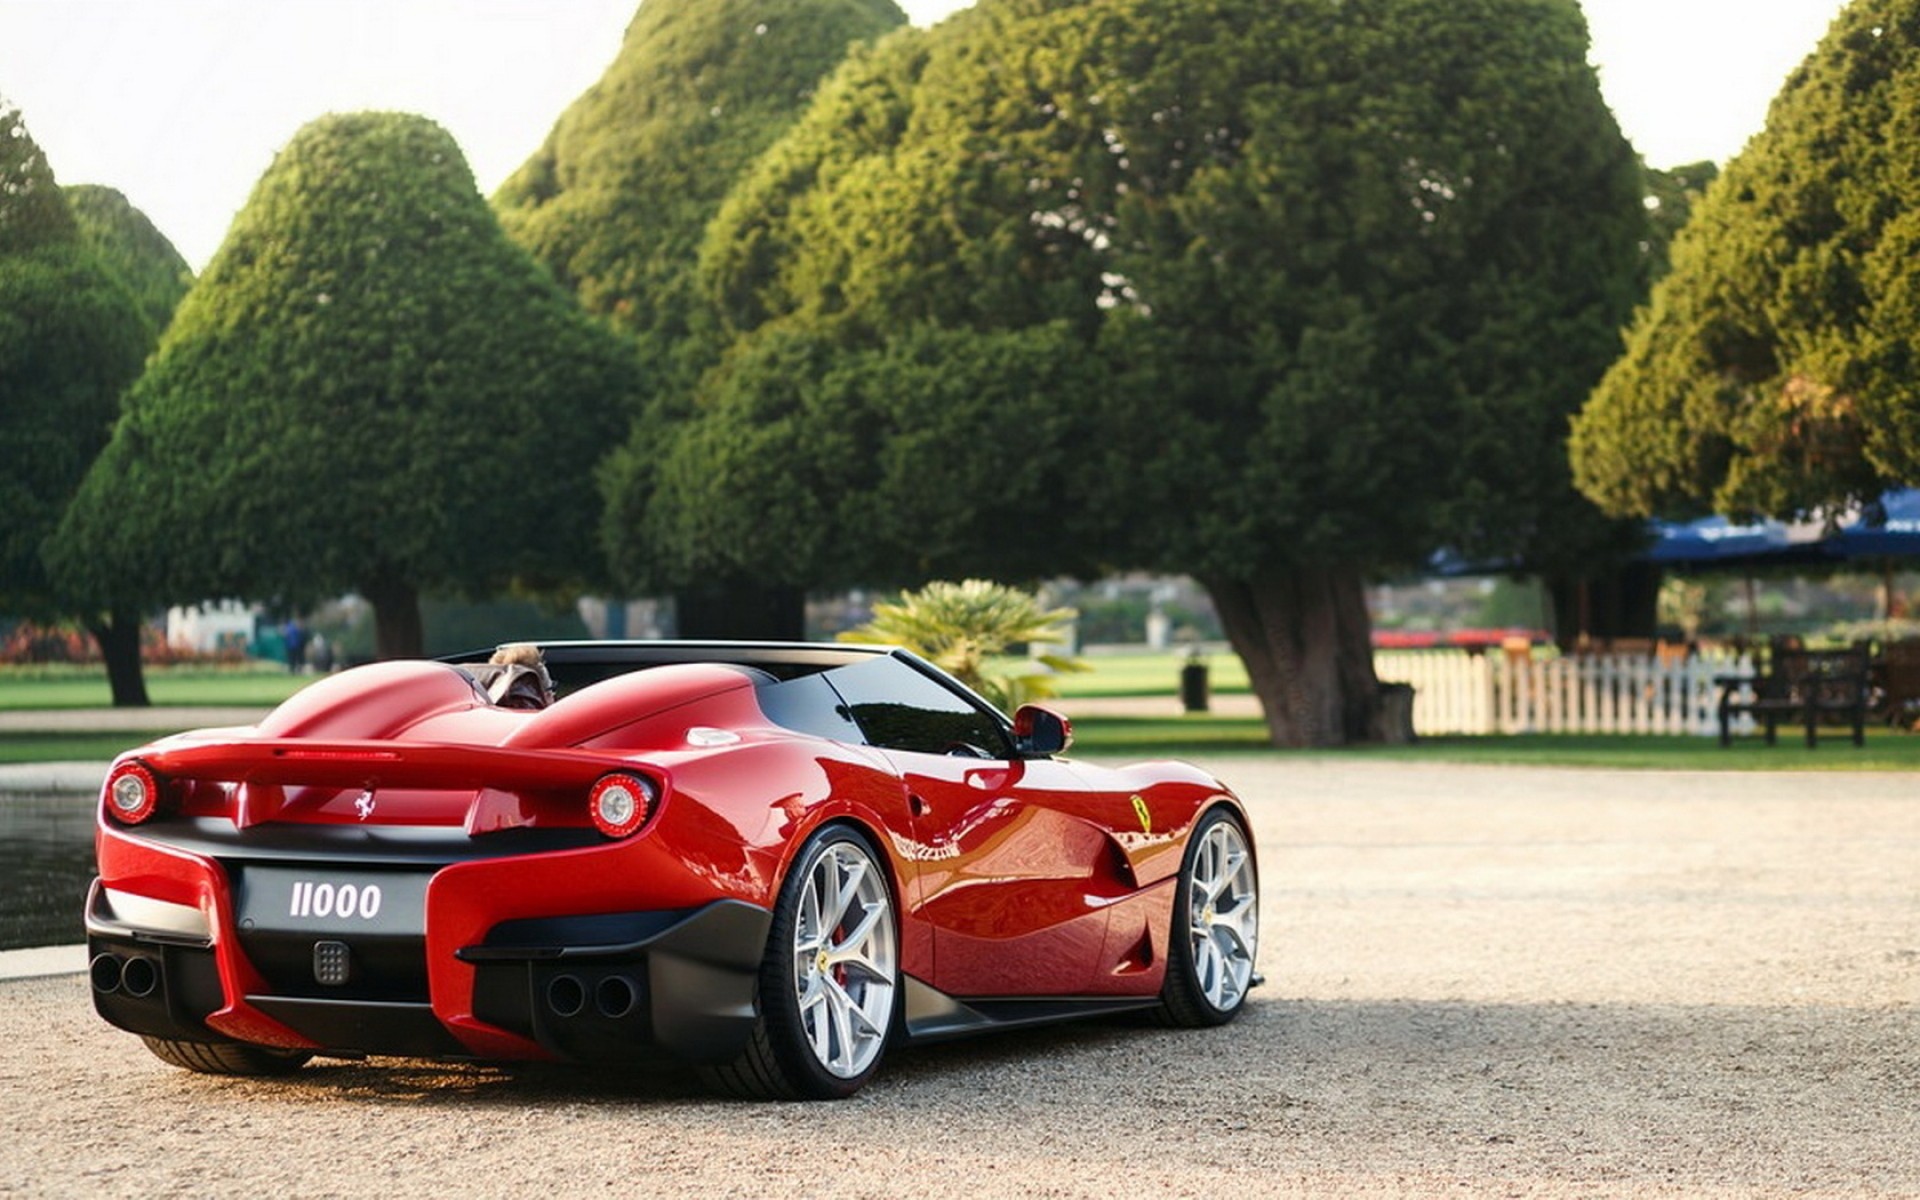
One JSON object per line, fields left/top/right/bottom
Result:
{"left": 1180, "top": 660, "right": 1210, "bottom": 713}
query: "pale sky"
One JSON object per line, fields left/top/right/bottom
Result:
{"left": 0, "top": 0, "right": 1851, "bottom": 273}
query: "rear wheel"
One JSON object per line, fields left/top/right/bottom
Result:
{"left": 141, "top": 1036, "right": 313, "bottom": 1076}
{"left": 1156, "top": 807, "right": 1259, "bottom": 1026}
{"left": 701, "top": 825, "right": 900, "bottom": 1100}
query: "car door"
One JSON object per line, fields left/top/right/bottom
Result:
{"left": 824, "top": 656, "right": 1129, "bottom": 997}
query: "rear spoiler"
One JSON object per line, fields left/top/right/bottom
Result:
{"left": 144, "top": 739, "right": 631, "bottom": 790}
{"left": 133, "top": 739, "right": 657, "bottom": 833}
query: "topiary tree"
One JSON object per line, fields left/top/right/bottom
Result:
{"left": 607, "top": 319, "right": 1114, "bottom": 600}
{"left": 53, "top": 184, "right": 197, "bottom": 704}
{"left": 495, "top": 0, "right": 906, "bottom": 638}
{"left": 50, "top": 112, "right": 645, "bottom": 658}
{"left": 0, "top": 99, "right": 152, "bottom": 701}
{"left": 1571, "top": 0, "right": 1916, "bottom": 522}
{"left": 66, "top": 185, "right": 193, "bottom": 336}
{"left": 675, "top": 0, "right": 1647, "bottom": 746}
{"left": 1641, "top": 161, "right": 1719, "bottom": 283}
{"left": 496, "top": 0, "right": 905, "bottom": 377}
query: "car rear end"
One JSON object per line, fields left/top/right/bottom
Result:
{"left": 85, "top": 660, "right": 782, "bottom": 1068}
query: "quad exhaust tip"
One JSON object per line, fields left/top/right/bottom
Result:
{"left": 90, "top": 953, "right": 160, "bottom": 998}
{"left": 545, "top": 972, "right": 639, "bottom": 1020}
{"left": 595, "top": 975, "right": 637, "bottom": 1019}
{"left": 547, "top": 974, "right": 586, "bottom": 1018}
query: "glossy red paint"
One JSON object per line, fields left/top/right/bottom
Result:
{"left": 95, "top": 826, "right": 319, "bottom": 1051}
{"left": 87, "top": 647, "right": 1251, "bottom": 1069}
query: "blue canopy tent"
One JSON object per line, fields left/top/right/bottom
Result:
{"left": 1420, "top": 491, "right": 1920, "bottom": 648}
{"left": 1644, "top": 513, "right": 1831, "bottom": 569}
{"left": 1645, "top": 491, "right": 1920, "bottom": 568}
{"left": 1829, "top": 489, "right": 1920, "bottom": 559}
{"left": 1428, "top": 491, "right": 1920, "bottom": 575}
{"left": 1643, "top": 490, "right": 1920, "bottom": 639}
{"left": 1647, "top": 515, "right": 1796, "bottom": 565}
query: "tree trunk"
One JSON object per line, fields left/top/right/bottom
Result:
{"left": 362, "top": 575, "right": 425, "bottom": 659}
{"left": 1545, "top": 563, "right": 1660, "bottom": 651}
{"left": 1201, "top": 569, "right": 1381, "bottom": 748}
{"left": 85, "top": 610, "right": 150, "bottom": 708}
{"left": 673, "top": 582, "right": 805, "bottom": 641}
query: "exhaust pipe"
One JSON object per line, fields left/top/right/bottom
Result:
{"left": 90, "top": 953, "right": 123, "bottom": 994}
{"left": 120, "top": 956, "right": 159, "bottom": 998}
{"left": 546, "top": 974, "right": 586, "bottom": 1019}
{"left": 595, "top": 975, "right": 638, "bottom": 1019}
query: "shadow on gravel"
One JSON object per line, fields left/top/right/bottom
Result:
{"left": 26, "top": 981, "right": 1915, "bottom": 1192}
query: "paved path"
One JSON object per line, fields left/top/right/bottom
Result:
{"left": 0, "top": 761, "right": 109, "bottom": 793}
{"left": 2, "top": 758, "right": 1915, "bottom": 1197}
{"left": 0, "top": 944, "right": 85, "bottom": 981}
{"left": 0, "top": 706, "right": 270, "bottom": 732}
{"left": 0, "top": 708, "right": 268, "bottom": 794}
{"left": 0, "top": 707, "right": 271, "bottom": 796}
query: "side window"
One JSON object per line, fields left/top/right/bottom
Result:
{"left": 756, "top": 673, "right": 865, "bottom": 743}
{"left": 825, "top": 657, "right": 1012, "bottom": 758}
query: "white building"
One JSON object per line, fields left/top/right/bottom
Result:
{"left": 166, "top": 601, "right": 259, "bottom": 653}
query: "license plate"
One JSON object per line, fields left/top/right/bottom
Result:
{"left": 234, "top": 866, "right": 429, "bottom": 937}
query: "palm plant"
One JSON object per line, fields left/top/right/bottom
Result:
{"left": 838, "top": 579, "right": 1088, "bottom": 711}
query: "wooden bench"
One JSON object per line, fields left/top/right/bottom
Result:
{"left": 1717, "top": 648, "right": 1870, "bottom": 747}
{"left": 1878, "top": 638, "right": 1920, "bottom": 729}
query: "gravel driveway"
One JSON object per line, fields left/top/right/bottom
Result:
{"left": 3, "top": 758, "right": 1915, "bottom": 1198}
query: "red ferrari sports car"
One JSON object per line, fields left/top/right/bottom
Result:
{"left": 86, "top": 641, "right": 1260, "bottom": 1099}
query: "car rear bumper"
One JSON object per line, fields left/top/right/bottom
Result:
{"left": 87, "top": 822, "right": 774, "bottom": 1065}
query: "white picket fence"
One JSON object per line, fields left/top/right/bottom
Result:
{"left": 1375, "top": 649, "right": 1753, "bottom": 737}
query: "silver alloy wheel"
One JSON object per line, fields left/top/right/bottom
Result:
{"left": 791, "top": 838, "right": 897, "bottom": 1079}
{"left": 1187, "top": 817, "right": 1258, "bottom": 1012}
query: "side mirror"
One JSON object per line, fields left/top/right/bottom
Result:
{"left": 1012, "top": 704, "right": 1072, "bottom": 757}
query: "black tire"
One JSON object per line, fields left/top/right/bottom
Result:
{"left": 700, "top": 825, "right": 901, "bottom": 1100}
{"left": 1155, "top": 806, "right": 1260, "bottom": 1028}
{"left": 141, "top": 1035, "right": 314, "bottom": 1076}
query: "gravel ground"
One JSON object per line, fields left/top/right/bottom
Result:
{"left": 3, "top": 758, "right": 1916, "bottom": 1198}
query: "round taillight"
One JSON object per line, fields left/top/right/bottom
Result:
{"left": 105, "top": 762, "right": 160, "bottom": 825}
{"left": 589, "top": 772, "right": 657, "bottom": 839}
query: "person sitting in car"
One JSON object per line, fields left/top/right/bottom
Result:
{"left": 464, "top": 642, "right": 554, "bottom": 710}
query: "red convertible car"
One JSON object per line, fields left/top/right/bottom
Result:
{"left": 86, "top": 641, "right": 1260, "bottom": 1099}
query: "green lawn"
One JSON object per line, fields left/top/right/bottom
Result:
{"left": 0, "top": 667, "right": 307, "bottom": 711}
{"left": 4, "top": 659, "right": 1917, "bottom": 771}
{"left": 0, "top": 731, "right": 155, "bottom": 765}
{"left": 1008, "top": 651, "right": 1252, "bottom": 698}
{"left": 1069, "top": 714, "right": 1920, "bottom": 770}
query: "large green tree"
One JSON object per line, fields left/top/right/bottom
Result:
{"left": 51, "top": 112, "right": 644, "bottom": 658}
{"left": 496, "top": 0, "right": 905, "bottom": 381}
{"left": 1572, "top": 0, "right": 1913, "bottom": 521}
{"left": 665, "top": 0, "right": 1646, "bottom": 745}
{"left": 67, "top": 185, "right": 193, "bottom": 333}
{"left": 1641, "top": 161, "right": 1719, "bottom": 282}
{"left": 56, "top": 185, "right": 196, "bottom": 704}
{"left": 607, "top": 321, "right": 1113, "bottom": 596}
{"left": 1536, "top": 157, "right": 1719, "bottom": 648}
{"left": 495, "top": 0, "right": 905, "bottom": 637}
{"left": 0, "top": 99, "right": 151, "bottom": 694}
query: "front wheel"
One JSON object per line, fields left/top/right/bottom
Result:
{"left": 701, "top": 825, "right": 900, "bottom": 1100}
{"left": 1156, "top": 807, "right": 1259, "bottom": 1026}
